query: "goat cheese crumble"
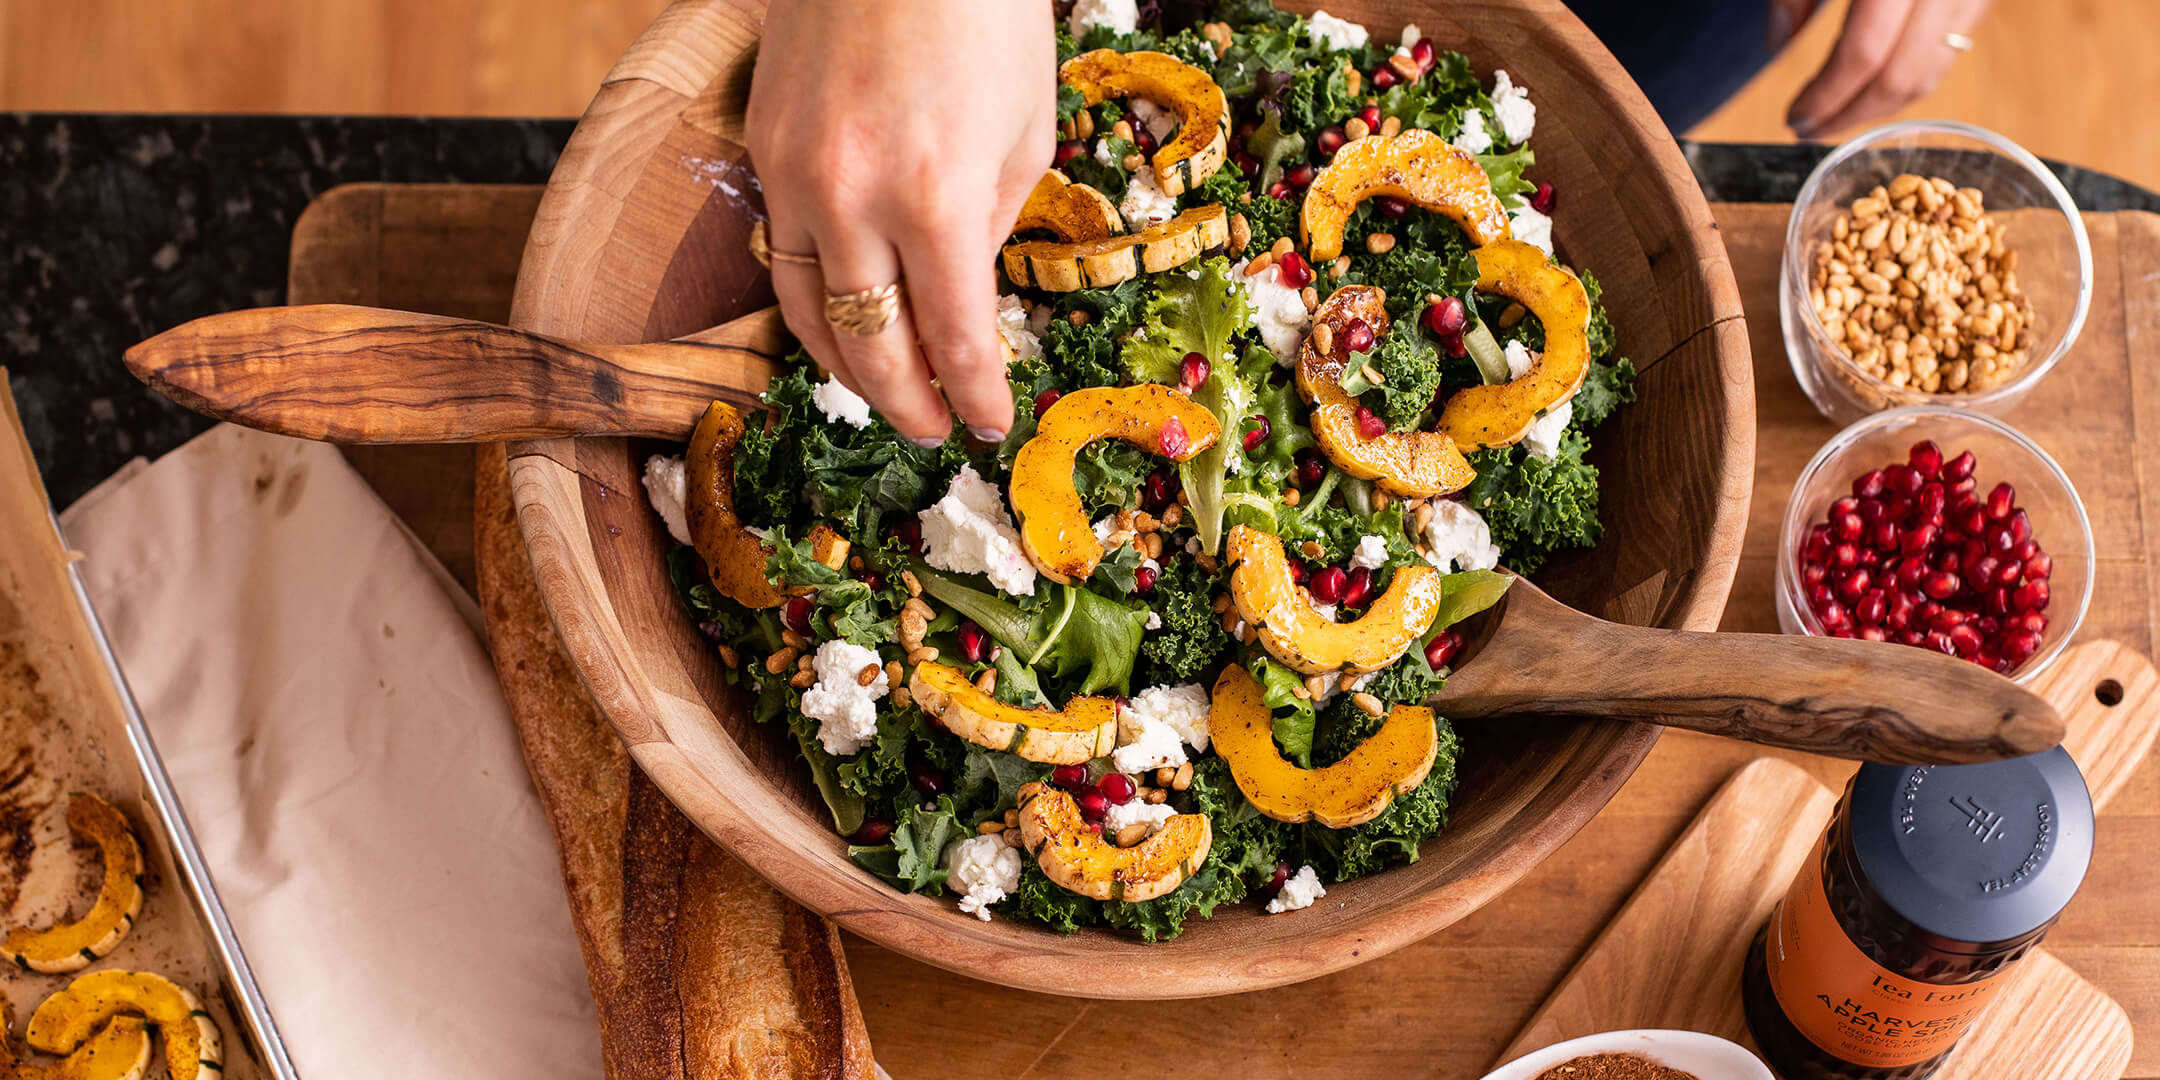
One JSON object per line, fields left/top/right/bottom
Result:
{"left": 1113, "top": 682, "right": 1211, "bottom": 772}
{"left": 811, "top": 376, "right": 873, "bottom": 429}
{"left": 1504, "top": 341, "right": 1572, "bottom": 459}
{"left": 1423, "top": 498, "right": 1503, "bottom": 573}
{"left": 1305, "top": 10, "right": 1369, "bottom": 51}
{"left": 919, "top": 465, "right": 1037, "bottom": 596}
{"left": 996, "top": 294, "right": 1042, "bottom": 365}
{"left": 800, "top": 640, "right": 889, "bottom": 756}
{"left": 1128, "top": 97, "right": 1178, "bottom": 144}
{"left": 1451, "top": 108, "right": 1494, "bottom": 155}
{"left": 640, "top": 454, "right": 693, "bottom": 546}
{"left": 1237, "top": 258, "right": 1313, "bottom": 365}
{"left": 1509, "top": 203, "right": 1555, "bottom": 256}
{"left": 1067, "top": 0, "right": 1138, "bottom": 38}
{"left": 1266, "top": 865, "right": 1328, "bottom": 913}
{"left": 1103, "top": 799, "right": 1179, "bottom": 837}
{"left": 1119, "top": 166, "right": 1179, "bottom": 230}
{"left": 1490, "top": 69, "right": 1537, "bottom": 144}
{"left": 943, "top": 834, "right": 1022, "bottom": 921}
{"left": 1349, "top": 534, "right": 1390, "bottom": 570}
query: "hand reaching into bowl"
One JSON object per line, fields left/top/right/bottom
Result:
{"left": 1780, "top": 0, "right": 1995, "bottom": 138}
{"left": 744, "top": 0, "right": 1055, "bottom": 446}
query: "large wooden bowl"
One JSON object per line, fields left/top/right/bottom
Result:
{"left": 504, "top": 0, "right": 1752, "bottom": 997}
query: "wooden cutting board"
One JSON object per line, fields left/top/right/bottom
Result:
{"left": 1499, "top": 639, "right": 2155, "bottom": 1078}
{"left": 284, "top": 184, "right": 2160, "bottom": 1079}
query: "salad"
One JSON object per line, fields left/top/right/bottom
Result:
{"left": 641, "top": 0, "right": 1636, "bottom": 940}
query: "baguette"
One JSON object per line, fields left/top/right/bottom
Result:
{"left": 473, "top": 443, "right": 875, "bottom": 1080}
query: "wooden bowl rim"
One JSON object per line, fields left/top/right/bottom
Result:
{"left": 503, "top": 0, "right": 1751, "bottom": 997}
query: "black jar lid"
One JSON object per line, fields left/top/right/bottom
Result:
{"left": 1848, "top": 746, "right": 2094, "bottom": 945}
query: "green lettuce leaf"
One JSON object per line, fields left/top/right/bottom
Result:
{"left": 848, "top": 797, "right": 960, "bottom": 893}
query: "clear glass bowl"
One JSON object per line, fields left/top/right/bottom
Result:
{"left": 1775, "top": 406, "right": 2092, "bottom": 684}
{"left": 1781, "top": 120, "right": 2093, "bottom": 425}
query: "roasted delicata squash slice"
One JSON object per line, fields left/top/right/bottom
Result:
{"left": 685, "top": 401, "right": 849, "bottom": 608}
{"left": 1016, "top": 782, "right": 1211, "bottom": 901}
{"left": 1301, "top": 130, "right": 1511, "bottom": 261}
{"left": 1227, "top": 525, "right": 1443, "bottom": 675}
{"left": 1010, "top": 385, "right": 1220, "bottom": 583}
{"left": 1002, "top": 205, "right": 1229, "bottom": 292}
{"left": 1437, "top": 240, "right": 1594, "bottom": 448}
{"left": 26, "top": 972, "right": 221, "bottom": 1080}
{"left": 1013, "top": 170, "right": 1123, "bottom": 241}
{"left": 2, "top": 793, "right": 144, "bottom": 975}
{"left": 1208, "top": 664, "right": 1439, "bottom": 828}
{"left": 909, "top": 662, "right": 1117, "bottom": 765}
{"left": 1058, "top": 49, "right": 1229, "bottom": 197}
{"left": 0, "top": 1000, "right": 151, "bottom": 1080}
{"left": 1295, "top": 286, "right": 1477, "bottom": 498}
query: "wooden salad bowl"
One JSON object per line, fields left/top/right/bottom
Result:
{"left": 502, "top": 0, "right": 1752, "bottom": 997}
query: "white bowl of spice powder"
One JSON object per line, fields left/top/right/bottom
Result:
{"left": 1781, "top": 120, "right": 2093, "bottom": 425}
{"left": 1480, "top": 1029, "right": 1774, "bottom": 1080}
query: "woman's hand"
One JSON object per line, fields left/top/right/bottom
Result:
{"left": 745, "top": 0, "right": 1055, "bottom": 445}
{"left": 1783, "top": 0, "right": 1993, "bottom": 139}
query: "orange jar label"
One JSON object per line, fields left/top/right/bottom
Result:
{"left": 1764, "top": 839, "right": 2007, "bottom": 1067}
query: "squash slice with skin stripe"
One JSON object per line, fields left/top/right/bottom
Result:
{"left": 1436, "top": 240, "right": 1595, "bottom": 449}
{"left": 1016, "top": 782, "right": 1211, "bottom": 901}
{"left": 1010, "top": 385, "right": 1220, "bottom": 583}
{"left": 1301, "top": 130, "right": 1511, "bottom": 262}
{"left": 1295, "top": 285, "right": 1477, "bottom": 498}
{"left": 1058, "top": 49, "right": 1229, "bottom": 197}
{"left": 1208, "top": 664, "right": 1439, "bottom": 828}
{"left": 0, "top": 1000, "right": 151, "bottom": 1080}
{"left": 1, "top": 793, "right": 144, "bottom": 975}
{"left": 1012, "top": 170, "right": 1124, "bottom": 242}
{"left": 26, "top": 971, "right": 222, "bottom": 1080}
{"left": 1001, "top": 205, "right": 1229, "bottom": 292}
{"left": 685, "top": 401, "right": 849, "bottom": 608}
{"left": 1226, "top": 525, "right": 1444, "bottom": 675}
{"left": 908, "top": 662, "right": 1117, "bottom": 765}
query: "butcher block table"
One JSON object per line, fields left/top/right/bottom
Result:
{"left": 274, "top": 181, "right": 2160, "bottom": 1079}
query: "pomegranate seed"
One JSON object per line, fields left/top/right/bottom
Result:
{"left": 1858, "top": 498, "right": 1886, "bottom": 526}
{"left": 1443, "top": 333, "right": 1468, "bottom": 358}
{"left": 1075, "top": 789, "right": 1108, "bottom": 822}
{"left": 2001, "top": 630, "right": 2044, "bottom": 666}
{"left": 1993, "top": 560, "right": 2023, "bottom": 588}
{"left": 1984, "top": 521, "right": 2016, "bottom": 553}
{"left": 1925, "top": 629, "right": 1956, "bottom": 655}
{"left": 1374, "top": 193, "right": 1410, "bottom": 217}
{"left": 1830, "top": 495, "right": 1860, "bottom": 518}
{"left": 1916, "top": 484, "right": 1946, "bottom": 521}
{"left": 1159, "top": 414, "right": 1191, "bottom": 457}
{"left": 1372, "top": 65, "right": 1399, "bottom": 89}
{"left": 1870, "top": 520, "right": 1901, "bottom": 552}
{"left": 1134, "top": 564, "right": 1158, "bottom": 594}
{"left": 1342, "top": 318, "right": 1376, "bottom": 353}
{"left": 1356, "top": 406, "right": 1387, "bottom": 439}
{"left": 2012, "top": 538, "right": 2038, "bottom": 560}
{"left": 1831, "top": 542, "right": 1860, "bottom": 570}
{"left": 1943, "top": 450, "right": 1976, "bottom": 481}
{"left": 859, "top": 570, "right": 884, "bottom": 592}
{"left": 1424, "top": 629, "right": 1464, "bottom": 670}
{"left": 1948, "top": 475, "right": 1978, "bottom": 500}
{"left": 1987, "top": 586, "right": 2012, "bottom": 616}
{"left": 1949, "top": 623, "right": 1983, "bottom": 656}
{"left": 1309, "top": 567, "right": 1347, "bottom": 606}
{"left": 1316, "top": 125, "right": 1347, "bottom": 156}
{"left": 1836, "top": 568, "right": 1872, "bottom": 604}
{"left": 2024, "top": 552, "right": 2053, "bottom": 580}
{"left": 1965, "top": 554, "right": 2001, "bottom": 593}
{"left": 1267, "top": 180, "right": 1291, "bottom": 199}
{"left": 783, "top": 596, "right": 815, "bottom": 635}
{"left": 1054, "top": 140, "right": 1087, "bottom": 167}
{"left": 1422, "top": 295, "right": 1469, "bottom": 339}
{"left": 1052, "top": 764, "right": 1088, "bottom": 790}
{"left": 1033, "top": 387, "right": 1064, "bottom": 416}
{"left": 2009, "top": 612, "right": 2049, "bottom": 634}
{"left": 1887, "top": 591, "right": 1916, "bottom": 630}
{"left": 1802, "top": 563, "right": 1828, "bottom": 587}
{"left": 1236, "top": 152, "right": 1262, "bottom": 179}
{"left": 851, "top": 818, "right": 895, "bottom": 845}
{"left": 911, "top": 764, "right": 945, "bottom": 795}
{"left": 1986, "top": 482, "right": 2016, "bottom": 520}
{"left": 1859, "top": 625, "right": 1888, "bottom": 642}
{"left": 1342, "top": 566, "right": 1374, "bottom": 609}
{"left": 2008, "top": 509, "right": 2031, "bottom": 545}
{"left": 893, "top": 517, "right": 925, "bottom": 555}
{"left": 1530, "top": 181, "right": 1556, "bottom": 214}
{"left": 1930, "top": 606, "right": 1968, "bottom": 632}
{"left": 1411, "top": 38, "right": 1436, "bottom": 71}
{"left": 1857, "top": 590, "right": 1888, "bottom": 625}
{"left": 1098, "top": 773, "right": 1136, "bottom": 805}
{"left": 1277, "top": 251, "right": 1314, "bottom": 288}
{"left": 1901, "top": 523, "right": 1937, "bottom": 557}
{"left": 1961, "top": 506, "right": 1988, "bottom": 535}
{"left": 1908, "top": 440, "right": 1944, "bottom": 477}
{"left": 1294, "top": 449, "right": 1328, "bottom": 489}
{"left": 1142, "top": 470, "right": 1175, "bottom": 509}
{"left": 1804, "top": 527, "right": 1832, "bottom": 564}
{"left": 1243, "top": 414, "right": 1271, "bottom": 451}
{"left": 1893, "top": 465, "right": 1927, "bottom": 497}
{"left": 1283, "top": 163, "right": 1316, "bottom": 190}
{"left": 1894, "top": 555, "right": 1928, "bottom": 589}
{"left": 1359, "top": 105, "right": 1383, "bottom": 130}
{"left": 1884, "top": 496, "right": 1913, "bottom": 524}
{"left": 2014, "top": 579, "right": 2050, "bottom": 612}
{"left": 1859, "top": 547, "right": 1882, "bottom": 568}
{"left": 1818, "top": 601, "right": 1851, "bottom": 633}
{"left": 1833, "top": 512, "right": 1864, "bottom": 541}
{"left": 1262, "top": 861, "right": 1293, "bottom": 895}
{"left": 1133, "top": 125, "right": 1157, "bottom": 155}
{"left": 957, "top": 620, "right": 989, "bottom": 663}
{"left": 1288, "top": 557, "right": 1310, "bottom": 584}
{"left": 1852, "top": 470, "right": 1887, "bottom": 499}
{"left": 1922, "top": 571, "right": 1961, "bottom": 599}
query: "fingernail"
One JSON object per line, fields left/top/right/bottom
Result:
{"left": 968, "top": 426, "right": 1009, "bottom": 442}
{"left": 911, "top": 435, "right": 945, "bottom": 449}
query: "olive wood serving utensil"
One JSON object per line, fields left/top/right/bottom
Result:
{"left": 123, "top": 302, "right": 2065, "bottom": 764}
{"left": 123, "top": 303, "right": 785, "bottom": 443}
{"left": 1438, "top": 578, "right": 2064, "bottom": 763}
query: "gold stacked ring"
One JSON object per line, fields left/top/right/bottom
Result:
{"left": 824, "top": 282, "right": 904, "bottom": 337}
{"left": 1943, "top": 31, "right": 1974, "bottom": 52}
{"left": 747, "top": 221, "right": 819, "bottom": 268}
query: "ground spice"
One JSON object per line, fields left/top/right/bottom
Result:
{"left": 1530, "top": 1052, "right": 1698, "bottom": 1080}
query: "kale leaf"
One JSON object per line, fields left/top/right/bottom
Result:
{"left": 1340, "top": 313, "right": 1443, "bottom": 432}
{"left": 1136, "top": 558, "right": 1232, "bottom": 685}
{"left": 1463, "top": 430, "right": 1603, "bottom": 575}
{"left": 848, "top": 797, "right": 961, "bottom": 893}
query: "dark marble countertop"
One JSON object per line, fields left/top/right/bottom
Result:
{"left": 5, "top": 113, "right": 2155, "bottom": 508}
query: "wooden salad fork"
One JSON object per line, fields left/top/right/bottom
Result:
{"left": 123, "top": 302, "right": 2066, "bottom": 764}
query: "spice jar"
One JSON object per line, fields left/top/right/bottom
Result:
{"left": 1743, "top": 748, "right": 2092, "bottom": 1079}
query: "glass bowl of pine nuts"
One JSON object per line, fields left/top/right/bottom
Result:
{"left": 1781, "top": 120, "right": 2093, "bottom": 425}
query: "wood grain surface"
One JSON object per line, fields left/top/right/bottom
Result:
{"left": 1499, "top": 639, "right": 2155, "bottom": 1079}
{"left": 290, "top": 184, "right": 2160, "bottom": 1080}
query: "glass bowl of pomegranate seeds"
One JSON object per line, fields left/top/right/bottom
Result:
{"left": 1777, "top": 405, "right": 2092, "bottom": 682}
{"left": 1781, "top": 120, "right": 2093, "bottom": 425}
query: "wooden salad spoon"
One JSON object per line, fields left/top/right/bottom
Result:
{"left": 124, "top": 303, "right": 2066, "bottom": 763}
